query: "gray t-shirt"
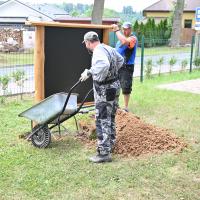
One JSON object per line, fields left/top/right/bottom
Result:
{"left": 88, "top": 43, "right": 124, "bottom": 82}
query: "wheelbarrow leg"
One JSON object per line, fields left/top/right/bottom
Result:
{"left": 58, "top": 124, "right": 61, "bottom": 137}
{"left": 73, "top": 116, "right": 79, "bottom": 131}
{"left": 58, "top": 116, "right": 61, "bottom": 138}
{"left": 31, "top": 120, "right": 33, "bottom": 130}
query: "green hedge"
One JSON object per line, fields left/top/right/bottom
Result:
{"left": 133, "top": 18, "right": 171, "bottom": 47}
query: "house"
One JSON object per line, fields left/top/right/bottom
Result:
{"left": 30, "top": 3, "right": 70, "bottom": 21}
{"left": 143, "top": 0, "right": 199, "bottom": 28}
{"left": 143, "top": 0, "right": 199, "bottom": 44}
{"left": 0, "top": 0, "right": 69, "bottom": 49}
{"left": 0, "top": 0, "right": 69, "bottom": 28}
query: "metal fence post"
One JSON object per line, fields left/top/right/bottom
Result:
{"left": 140, "top": 35, "right": 144, "bottom": 82}
{"left": 190, "top": 35, "right": 195, "bottom": 73}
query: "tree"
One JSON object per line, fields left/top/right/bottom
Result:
{"left": 103, "top": 8, "right": 119, "bottom": 18}
{"left": 133, "top": 20, "right": 139, "bottom": 31}
{"left": 63, "top": 3, "right": 73, "bottom": 13}
{"left": 91, "top": 0, "right": 105, "bottom": 24}
{"left": 122, "top": 6, "right": 134, "bottom": 15}
{"left": 71, "top": 10, "right": 79, "bottom": 17}
{"left": 170, "top": 0, "right": 185, "bottom": 47}
{"left": 84, "top": 7, "right": 93, "bottom": 17}
{"left": 77, "top": 3, "right": 84, "bottom": 13}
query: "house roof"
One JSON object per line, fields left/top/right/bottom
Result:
{"left": 28, "top": 3, "right": 69, "bottom": 19}
{"left": 144, "top": 0, "right": 199, "bottom": 12}
{"left": 0, "top": 1, "right": 6, "bottom": 5}
{"left": 0, "top": 0, "right": 68, "bottom": 20}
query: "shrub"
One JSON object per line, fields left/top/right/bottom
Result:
{"left": 145, "top": 58, "right": 153, "bottom": 79}
{"left": 12, "top": 70, "right": 27, "bottom": 100}
{"left": 0, "top": 75, "right": 10, "bottom": 96}
{"left": 193, "top": 56, "right": 200, "bottom": 68}
{"left": 181, "top": 59, "right": 188, "bottom": 72}
{"left": 156, "top": 57, "right": 164, "bottom": 76}
{"left": 0, "top": 96, "right": 6, "bottom": 104}
{"left": 168, "top": 56, "right": 177, "bottom": 73}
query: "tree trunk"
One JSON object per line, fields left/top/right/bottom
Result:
{"left": 170, "top": 0, "right": 185, "bottom": 47}
{"left": 91, "top": 0, "right": 105, "bottom": 24}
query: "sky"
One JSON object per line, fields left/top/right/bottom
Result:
{"left": 22, "top": 0, "right": 159, "bottom": 12}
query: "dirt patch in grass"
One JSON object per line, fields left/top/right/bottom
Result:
{"left": 76, "top": 109, "right": 187, "bottom": 157}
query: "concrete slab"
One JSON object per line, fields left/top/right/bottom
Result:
{"left": 157, "top": 79, "right": 200, "bottom": 94}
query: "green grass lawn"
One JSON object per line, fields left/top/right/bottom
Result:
{"left": 0, "top": 71, "right": 200, "bottom": 199}
{"left": 0, "top": 52, "right": 33, "bottom": 67}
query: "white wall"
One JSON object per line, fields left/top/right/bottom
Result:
{"left": 23, "top": 31, "right": 35, "bottom": 49}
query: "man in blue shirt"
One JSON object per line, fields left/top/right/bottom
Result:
{"left": 112, "top": 22, "right": 137, "bottom": 112}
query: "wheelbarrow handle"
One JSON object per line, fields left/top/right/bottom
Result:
{"left": 49, "top": 88, "right": 93, "bottom": 130}
{"left": 60, "top": 79, "right": 81, "bottom": 115}
{"left": 68, "top": 79, "right": 81, "bottom": 93}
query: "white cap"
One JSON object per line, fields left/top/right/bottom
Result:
{"left": 122, "top": 22, "right": 132, "bottom": 29}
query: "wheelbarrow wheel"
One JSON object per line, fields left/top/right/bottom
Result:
{"left": 31, "top": 125, "right": 51, "bottom": 148}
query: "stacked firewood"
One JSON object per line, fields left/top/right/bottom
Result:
{"left": 0, "top": 28, "right": 23, "bottom": 52}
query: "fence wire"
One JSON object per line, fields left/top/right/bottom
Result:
{"left": 0, "top": 35, "right": 198, "bottom": 99}
{"left": 0, "top": 50, "right": 34, "bottom": 99}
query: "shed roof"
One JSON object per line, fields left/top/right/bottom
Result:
{"left": 55, "top": 17, "right": 119, "bottom": 22}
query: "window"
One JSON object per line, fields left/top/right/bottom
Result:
{"left": 184, "top": 20, "right": 192, "bottom": 28}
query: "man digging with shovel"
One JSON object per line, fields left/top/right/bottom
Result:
{"left": 80, "top": 31, "right": 124, "bottom": 163}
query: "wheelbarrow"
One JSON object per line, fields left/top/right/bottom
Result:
{"left": 19, "top": 80, "right": 93, "bottom": 148}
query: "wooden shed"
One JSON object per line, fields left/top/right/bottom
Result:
{"left": 26, "top": 21, "right": 112, "bottom": 103}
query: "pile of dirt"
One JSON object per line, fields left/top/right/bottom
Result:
{"left": 76, "top": 109, "right": 187, "bottom": 157}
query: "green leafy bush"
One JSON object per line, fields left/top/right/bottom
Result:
{"left": 181, "top": 59, "right": 188, "bottom": 72}
{"left": 168, "top": 57, "right": 177, "bottom": 73}
{"left": 0, "top": 75, "right": 10, "bottom": 103}
{"left": 0, "top": 75, "right": 10, "bottom": 93}
{"left": 156, "top": 57, "right": 164, "bottom": 76}
{"left": 12, "top": 70, "right": 27, "bottom": 100}
{"left": 193, "top": 56, "right": 200, "bottom": 68}
{"left": 145, "top": 58, "right": 153, "bottom": 79}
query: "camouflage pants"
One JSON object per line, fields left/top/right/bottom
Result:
{"left": 93, "top": 80, "right": 120, "bottom": 155}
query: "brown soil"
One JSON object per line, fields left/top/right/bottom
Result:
{"left": 76, "top": 109, "right": 187, "bottom": 157}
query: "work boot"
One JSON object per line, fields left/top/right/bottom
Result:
{"left": 89, "top": 153, "right": 112, "bottom": 163}
{"left": 123, "top": 107, "right": 129, "bottom": 112}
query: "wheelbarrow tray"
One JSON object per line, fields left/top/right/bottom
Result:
{"left": 19, "top": 92, "right": 77, "bottom": 125}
